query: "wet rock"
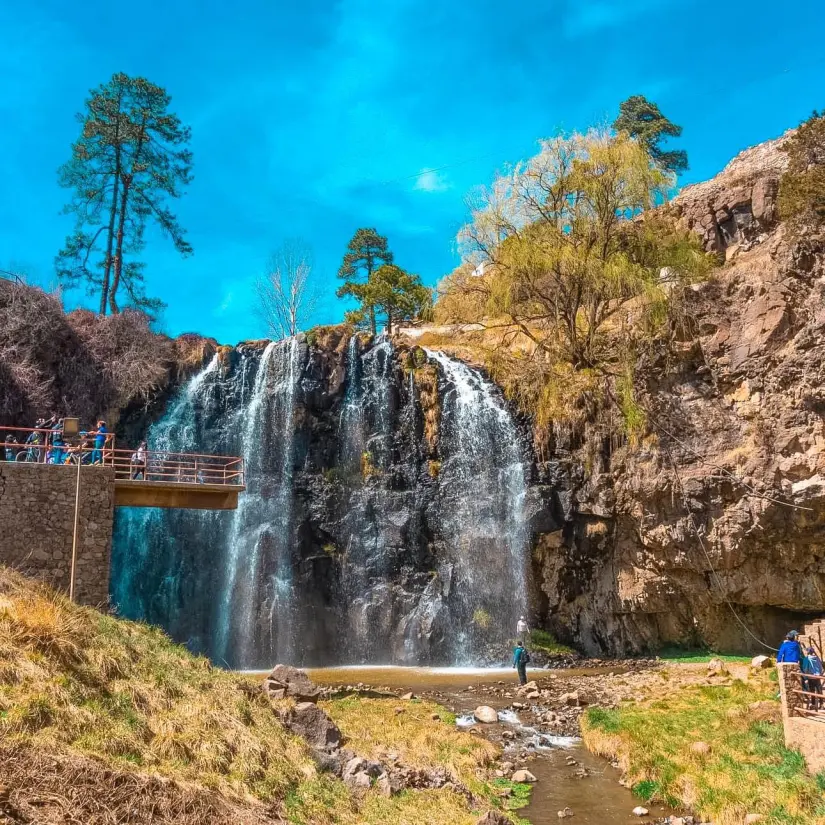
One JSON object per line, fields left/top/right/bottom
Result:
{"left": 474, "top": 706, "right": 498, "bottom": 723}
{"left": 281, "top": 702, "right": 341, "bottom": 750}
{"left": 632, "top": 806, "right": 649, "bottom": 817}
{"left": 264, "top": 665, "right": 322, "bottom": 702}
{"left": 511, "top": 770, "right": 537, "bottom": 782}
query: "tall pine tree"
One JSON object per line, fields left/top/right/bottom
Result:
{"left": 56, "top": 73, "right": 192, "bottom": 316}
{"left": 614, "top": 95, "right": 688, "bottom": 175}
{"left": 336, "top": 228, "right": 393, "bottom": 335}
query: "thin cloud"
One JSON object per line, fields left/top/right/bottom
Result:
{"left": 414, "top": 169, "right": 450, "bottom": 192}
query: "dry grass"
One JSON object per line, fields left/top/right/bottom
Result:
{"left": 582, "top": 673, "right": 825, "bottom": 825}
{"left": 0, "top": 567, "right": 508, "bottom": 825}
{"left": 322, "top": 696, "right": 496, "bottom": 777}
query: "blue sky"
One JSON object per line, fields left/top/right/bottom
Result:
{"left": 1, "top": 1, "right": 823, "bottom": 344}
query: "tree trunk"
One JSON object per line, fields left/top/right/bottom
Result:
{"left": 369, "top": 305, "right": 377, "bottom": 336}
{"left": 100, "top": 149, "right": 121, "bottom": 315}
{"left": 111, "top": 118, "right": 147, "bottom": 314}
{"left": 110, "top": 176, "right": 131, "bottom": 314}
{"left": 386, "top": 310, "right": 393, "bottom": 334}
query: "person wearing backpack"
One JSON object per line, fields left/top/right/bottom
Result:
{"left": 513, "top": 640, "right": 530, "bottom": 685}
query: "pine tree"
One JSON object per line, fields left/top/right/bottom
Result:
{"left": 614, "top": 95, "right": 688, "bottom": 175}
{"left": 336, "top": 228, "right": 393, "bottom": 335}
{"left": 56, "top": 73, "right": 193, "bottom": 316}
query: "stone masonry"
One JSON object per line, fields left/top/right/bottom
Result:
{"left": 0, "top": 462, "right": 115, "bottom": 605}
{"left": 777, "top": 660, "right": 825, "bottom": 773}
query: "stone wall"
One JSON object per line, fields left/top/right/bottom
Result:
{"left": 0, "top": 462, "right": 115, "bottom": 605}
{"left": 777, "top": 662, "right": 825, "bottom": 773}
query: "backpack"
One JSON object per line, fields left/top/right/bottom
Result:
{"left": 521, "top": 649, "right": 531, "bottom": 665}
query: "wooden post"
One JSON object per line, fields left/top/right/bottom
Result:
{"left": 69, "top": 453, "right": 82, "bottom": 602}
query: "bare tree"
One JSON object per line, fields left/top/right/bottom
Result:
{"left": 255, "top": 239, "right": 319, "bottom": 339}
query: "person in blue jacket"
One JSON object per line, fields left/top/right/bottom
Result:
{"left": 90, "top": 420, "right": 108, "bottom": 465}
{"left": 776, "top": 630, "right": 802, "bottom": 663}
{"left": 513, "top": 640, "right": 530, "bottom": 686}
{"left": 801, "top": 646, "right": 823, "bottom": 709}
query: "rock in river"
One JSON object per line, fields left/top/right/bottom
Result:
{"left": 474, "top": 705, "right": 498, "bottom": 723}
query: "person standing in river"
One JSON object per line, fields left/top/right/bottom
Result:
{"left": 513, "top": 640, "right": 529, "bottom": 686}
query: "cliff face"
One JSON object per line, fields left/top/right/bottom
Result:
{"left": 536, "top": 134, "right": 825, "bottom": 654}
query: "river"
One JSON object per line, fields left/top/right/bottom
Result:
{"left": 298, "top": 665, "right": 677, "bottom": 824}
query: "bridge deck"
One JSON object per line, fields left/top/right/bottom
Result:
{"left": 2, "top": 425, "right": 245, "bottom": 511}
{"left": 114, "top": 479, "right": 245, "bottom": 510}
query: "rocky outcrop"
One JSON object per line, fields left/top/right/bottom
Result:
{"left": 535, "top": 134, "right": 825, "bottom": 654}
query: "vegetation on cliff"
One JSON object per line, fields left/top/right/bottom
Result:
{"left": 435, "top": 128, "right": 713, "bottom": 439}
{"left": 582, "top": 672, "right": 825, "bottom": 825}
{"left": 0, "top": 279, "right": 204, "bottom": 426}
{"left": 0, "top": 567, "right": 510, "bottom": 825}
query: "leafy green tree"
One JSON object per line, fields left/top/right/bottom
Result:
{"left": 368, "top": 264, "right": 432, "bottom": 333}
{"left": 443, "top": 129, "right": 712, "bottom": 432}
{"left": 779, "top": 110, "right": 825, "bottom": 233}
{"left": 56, "top": 73, "right": 193, "bottom": 316}
{"left": 336, "top": 228, "right": 393, "bottom": 335}
{"left": 614, "top": 95, "right": 688, "bottom": 175}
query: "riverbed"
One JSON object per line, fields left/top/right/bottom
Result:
{"left": 296, "top": 665, "right": 677, "bottom": 824}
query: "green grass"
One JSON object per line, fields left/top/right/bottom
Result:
{"left": 582, "top": 674, "right": 825, "bottom": 825}
{"left": 656, "top": 646, "right": 752, "bottom": 664}
{"left": 528, "top": 629, "right": 575, "bottom": 656}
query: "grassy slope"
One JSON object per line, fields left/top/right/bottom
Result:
{"left": 582, "top": 672, "right": 825, "bottom": 825}
{"left": 0, "top": 567, "right": 508, "bottom": 825}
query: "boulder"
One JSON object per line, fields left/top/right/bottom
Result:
{"left": 632, "top": 807, "right": 649, "bottom": 817}
{"left": 751, "top": 655, "right": 772, "bottom": 669}
{"left": 401, "top": 691, "right": 414, "bottom": 700}
{"left": 476, "top": 812, "right": 511, "bottom": 825}
{"left": 375, "top": 772, "right": 393, "bottom": 797}
{"left": 474, "top": 706, "right": 499, "bottom": 723}
{"left": 511, "top": 769, "right": 537, "bottom": 783}
{"left": 281, "top": 702, "right": 341, "bottom": 750}
{"left": 559, "top": 692, "right": 580, "bottom": 706}
{"left": 264, "top": 664, "right": 322, "bottom": 702}
{"left": 707, "top": 658, "right": 728, "bottom": 675}
{"left": 558, "top": 807, "right": 574, "bottom": 818}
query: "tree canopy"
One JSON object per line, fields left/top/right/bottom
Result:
{"left": 56, "top": 73, "right": 193, "bottom": 317}
{"left": 344, "top": 264, "right": 431, "bottom": 334}
{"left": 336, "top": 228, "right": 394, "bottom": 335}
{"left": 614, "top": 95, "right": 688, "bottom": 175}
{"left": 438, "top": 129, "right": 712, "bottom": 432}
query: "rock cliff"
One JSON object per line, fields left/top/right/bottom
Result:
{"left": 535, "top": 133, "right": 825, "bottom": 654}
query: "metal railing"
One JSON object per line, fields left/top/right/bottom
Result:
{"left": 1, "top": 425, "right": 244, "bottom": 487}
{"left": 791, "top": 671, "right": 825, "bottom": 720}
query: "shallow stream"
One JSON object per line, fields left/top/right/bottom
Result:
{"left": 299, "top": 666, "right": 675, "bottom": 824}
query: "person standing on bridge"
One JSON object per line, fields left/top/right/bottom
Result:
{"left": 130, "top": 441, "right": 148, "bottom": 479}
{"left": 90, "top": 420, "right": 108, "bottom": 465}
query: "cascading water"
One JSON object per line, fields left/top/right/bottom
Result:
{"left": 113, "top": 339, "right": 302, "bottom": 670}
{"left": 337, "top": 335, "right": 401, "bottom": 661}
{"left": 425, "top": 350, "right": 529, "bottom": 660}
{"left": 112, "top": 335, "right": 534, "bottom": 669}
{"left": 215, "top": 338, "right": 300, "bottom": 667}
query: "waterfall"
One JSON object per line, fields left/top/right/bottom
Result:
{"left": 337, "top": 335, "right": 399, "bottom": 661}
{"left": 425, "top": 350, "right": 529, "bottom": 660}
{"left": 216, "top": 338, "right": 300, "bottom": 668}
{"left": 111, "top": 356, "right": 221, "bottom": 628}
